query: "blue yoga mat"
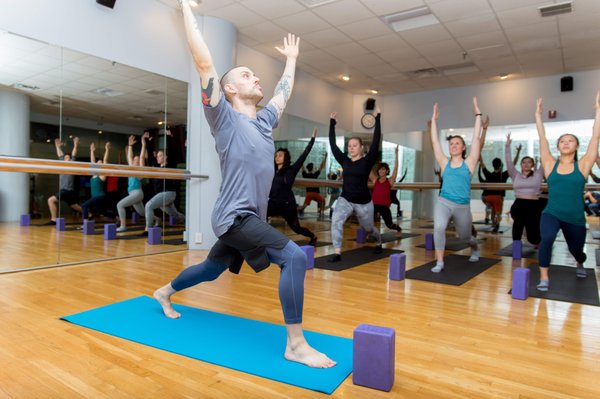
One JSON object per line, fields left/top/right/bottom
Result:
{"left": 61, "top": 296, "right": 353, "bottom": 394}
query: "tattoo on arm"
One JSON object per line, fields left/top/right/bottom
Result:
{"left": 274, "top": 75, "right": 292, "bottom": 104}
{"left": 272, "top": 102, "right": 283, "bottom": 117}
{"left": 202, "top": 78, "right": 214, "bottom": 106}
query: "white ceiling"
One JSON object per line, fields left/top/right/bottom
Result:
{"left": 167, "top": 0, "right": 600, "bottom": 95}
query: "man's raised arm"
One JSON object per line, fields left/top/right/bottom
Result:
{"left": 179, "top": 0, "right": 220, "bottom": 107}
{"left": 268, "top": 33, "right": 300, "bottom": 118}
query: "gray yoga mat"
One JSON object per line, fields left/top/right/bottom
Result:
{"left": 405, "top": 254, "right": 500, "bottom": 286}
{"left": 314, "top": 247, "right": 404, "bottom": 272}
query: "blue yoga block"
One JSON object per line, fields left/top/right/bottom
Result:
{"left": 512, "top": 240, "right": 522, "bottom": 259}
{"left": 511, "top": 267, "right": 530, "bottom": 300}
{"left": 20, "top": 214, "right": 30, "bottom": 226}
{"left": 148, "top": 227, "right": 161, "bottom": 245}
{"left": 56, "top": 217, "right": 66, "bottom": 231}
{"left": 131, "top": 211, "right": 140, "bottom": 224}
{"left": 169, "top": 215, "right": 174, "bottom": 226}
{"left": 353, "top": 324, "right": 395, "bottom": 392}
{"left": 425, "top": 233, "right": 434, "bottom": 250}
{"left": 389, "top": 253, "right": 406, "bottom": 281}
{"left": 83, "top": 220, "right": 95, "bottom": 235}
{"left": 300, "top": 245, "right": 314, "bottom": 270}
{"left": 356, "top": 227, "right": 366, "bottom": 244}
{"left": 104, "top": 223, "right": 116, "bottom": 240}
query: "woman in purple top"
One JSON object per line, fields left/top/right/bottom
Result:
{"left": 505, "top": 133, "right": 545, "bottom": 246}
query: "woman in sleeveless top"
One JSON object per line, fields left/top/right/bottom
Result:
{"left": 370, "top": 145, "right": 402, "bottom": 233}
{"left": 534, "top": 93, "right": 600, "bottom": 291}
{"left": 430, "top": 98, "right": 484, "bottom": 272}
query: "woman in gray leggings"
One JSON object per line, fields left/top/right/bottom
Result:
{"left": 116, "top": 135, "right": 145, "bottom": 232}
{"left": 430, "top": 98, "right": 484, "bottom": 272}
{"left": 328, "top": 111, "right": 382, "bottom": 262}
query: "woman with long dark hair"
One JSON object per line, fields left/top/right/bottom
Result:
{"left": 534, "top": 93, "right": 600, "bottom": 291}
{"left": 268, "top": 128, "right": 318, "bottom": 246}
{"left": 505, "top": 133, "right": 544, "bottom": 245}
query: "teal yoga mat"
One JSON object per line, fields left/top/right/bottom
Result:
{"left": 61, "top": 296, "right": 353, "bottom": 394}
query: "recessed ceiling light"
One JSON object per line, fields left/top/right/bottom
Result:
{"left": 189, "top": 0, "right": 199, "bottom": 6}
{"left": 94, "top": 88, "right": 124, "bottom": 97}
{"left": 98, "top": 130, "right": 103, "bottom": 134}
{"left": 158, "top": 121, "right": 164, "bottom": 125}
{"left": 341, "top": 75, "right": 350, "bottom": 81}
{"left": 499, "top": 74, "right": 509, "bottom": 80}
{"left": 381, "top": 6, "right": 439, "bottom": 32}
{"left": 370, "top": 89, "right": 378, "bottom": 94}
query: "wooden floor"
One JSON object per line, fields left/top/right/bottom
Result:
{"left": 0, "top": 219, "right": 186, "bottom": 272}
{"left": 1, "top": 214, "right": 599, "bottom": 398}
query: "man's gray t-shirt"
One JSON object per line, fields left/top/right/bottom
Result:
{"left": 204, "top": 95, "right": 279, "bottom": 238}
{"left": 59, "top": 155, "right": 75, "bottom": 191}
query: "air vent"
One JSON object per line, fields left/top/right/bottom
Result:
{"left": 539, "top": 1, "right": 572, "bottom": 17}
{"left": 407, "top": 68, "right": 440, "bottom": 79}
{"left": 296, "top": 0, "right": 339, "bottom": 8}
{"left": 440, "top": 63, "right": 479, "bottom": 76}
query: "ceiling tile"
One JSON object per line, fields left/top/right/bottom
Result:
{"left": 337, "top": 17, "right": 393, "bottom": 41}
{"left": 204, "top": 3, "right": 266, "bottom": 28}
{"left": 272, "top": 10, "right": 330, "bottom": 34}
{"left": 311, "top": 0, "right": 375, "bottom": 26}
{"left": 238, "top": 0, "right": 306, "bottom": 19}
{"left": 428, "top": 0, "right": 493, "bottom": 22}
{"left": 444, "top": 13, "right": 502, "bottom": 38}
{"left": 416, "top": 39, "right": 464, "bottom": 57}
{"left": 399, "top": 24, "right": 452, "bottom": 46}
{"left": 376, "top": 46, "right": 422, "bottom": 63}
{"left": 238, "top": 21, "right": 288, "bottom": 43}
{"left": 324, "top": 42, "right": 370, "bottom": 60}
{"left": 495, "top": 5, "right": 547, "bottom": 29}
{"left": 358, "top": 34, "right": 410, "bottom": 52}
{"left": 301, "top": 28, "right": 353, "bottom": 48}
{"left": 488, "top": 0, "right": 548, "bottom": 12}
{"left": 360, "top": 0, "right": 427, "bottom": 16}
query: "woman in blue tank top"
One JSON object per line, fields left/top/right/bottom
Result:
{"left": 429, "top": 98, "right": 484, "bottom": 272}
{"left": 534, "top": 93, "right": 600, "bottom": 291}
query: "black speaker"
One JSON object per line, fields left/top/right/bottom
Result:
{"left": 561, "top": 76, "right": 573, "bottom": 92}
{"left": 96, "top": 0, "right": 116, "bottom": 9}
{"left": 365, "top": 98, "right": 376, "bottom": 111}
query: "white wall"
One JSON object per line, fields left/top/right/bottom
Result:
{"left": 383, "top": 70, "right": 600, "bottom": 135}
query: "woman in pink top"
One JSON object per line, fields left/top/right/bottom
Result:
{"left": 370, "top": 145, "right": 402, "bottom": 233}
{"left": 505, "top": 133, "right": 545, "bottom": 245}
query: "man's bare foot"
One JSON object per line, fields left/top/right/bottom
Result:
{"left": 153, "top": 285, "right": 181, "bottom": 319}
{"left": 285, "top": 340, "right": 336, "bottom": 368}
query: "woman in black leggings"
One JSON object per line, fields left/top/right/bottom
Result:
{"left": 268, "top": 128, "right": 319, "bottom": 246}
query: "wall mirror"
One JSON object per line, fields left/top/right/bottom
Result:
{"left": 0, "top": 31, "right": 189, "bottom": 272}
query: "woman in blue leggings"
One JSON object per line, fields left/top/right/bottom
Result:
{"left": 534, "top": 93, "right": 600, "bottom": 291}
{"left": 430, "top": 98, "right": 484, "bottom": 272}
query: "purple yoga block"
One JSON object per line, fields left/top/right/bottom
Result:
{"left": 300, "top": 245, "right": 314, "bottom": 270}
{"left": 511, "top": 267, "right": 530, "bottom": 300}
{"left": 389, "top": 253, "right": 406, "bottom": 281}
{"left": 353, "top": 324, "right": 395, "bottom": 392}
{"left": 83, "top": 220, "right": 95, "bottom": 235}
{"left": 131, "top": 211, "right": 140, "bottom": 224}
{"left": 356, "top": 227, "right": 366, "bottom": 244}
{"left": 148, "top": 227, "right": 161, "bottom": 245}
{"left": 56, "top": 217, "right": 65, "bottom": 231}
{"left": 19, "top": 214, "right": 30, "bottom": 226}
{"left": 425, "top": 233, "right": 434, "bottom": 250}
{"left": 104, "top": 223, "right": 116, "bottom": 240}
{"left": 169, "top": 215, "right": 174, "bottom": 226}
{"left": 512, "top": 240, "right": 522, "bottom": 259}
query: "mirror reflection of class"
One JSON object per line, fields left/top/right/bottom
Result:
{"left": 0, "top": 31, "right": 189, "bottom": 272}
